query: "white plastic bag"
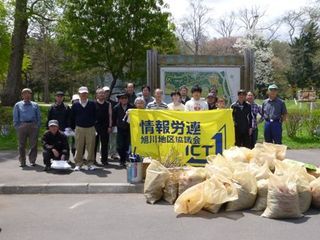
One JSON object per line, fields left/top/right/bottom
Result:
{"left": 51, "top": 160, "right": 72, "bottom": 170}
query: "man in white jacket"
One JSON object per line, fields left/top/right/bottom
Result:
{"left": 185, "top": 85, "right": 208, "bottom": 111}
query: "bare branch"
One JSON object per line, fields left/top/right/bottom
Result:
{"left": 176, "top": 0, "right": 212, "bottom": 55}
{"left": 215, "top": 11, "right": 236, "bottom": 38}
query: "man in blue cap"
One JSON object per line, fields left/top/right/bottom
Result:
{"left": 261, "top": 84, "right": 287, "bottom": 144}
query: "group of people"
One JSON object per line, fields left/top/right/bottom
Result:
{"left": 231, "top": 84, "right": 287, "bottom": 149}
{"left": 12, "top": 82, "right": 286, "bottom": 171}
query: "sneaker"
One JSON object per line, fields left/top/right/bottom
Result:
{"left": 30, "top": 163, "right": 36, "bottom": 167}
{"left": 74, "top": 166, "right": 81, "bottom": 171}
{"left": 88, "top": 165, "right": 96, "bottom": 171}
{"left": 19, "top": 164, "right": 26, "bottom": 167}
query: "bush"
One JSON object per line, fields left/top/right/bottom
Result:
{"left": 305, "top": 110, "right": 320, "bottom": 138}
{"left": 285, "top": 110, "right": 305, "bottom": 138}
{"left": 0, "top": 105, "right": 12, "bottom": 126}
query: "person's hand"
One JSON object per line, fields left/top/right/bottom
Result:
{"left": 61, "top": 154, "right": 65, "bottom": 160}
{"left": 249, "top": 128, "right": 253, "bottom": 136}
{"left": 52, "top": 149, "right": 59, "bottom": 158}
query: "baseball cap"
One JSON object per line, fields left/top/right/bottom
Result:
{"left": 103, "top": 86, "right": 110, "bottom": 91}
{"left": 71, "top": 94, "right": 80, "bottom": 102}
{"left": 21, "top": 88, "right": 32, "bottom": 94}
{"left": 207, "top": 93, "right": 216, "bottom": 98}
{"left": 117, "top": 92, "right": 129, "bottom": 98}
{"left": 78, "top": 86, "right": 89, "bottom": 94}
{"left": 48, "top": 120, "right": 59, "bottom": 127}
{"left": 268, "top": 84, "right": 278, "bottom": 90}
{"left": 237, "top": 89, "right": 247, "bottom": 95}
{"left": 55, "top": 91, "right": 64, "bottom": 96}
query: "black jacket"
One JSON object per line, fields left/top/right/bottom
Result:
{"left": 128, "top": 93, "right": 137, "bottom": 105}
{"left": 231, "top": 101, "right": 253, "bottom": 133}
{"left": 42, "top": 130, "right": 69, "bottom": 156}
{"left": 95, "top": 101, "right": 111, "bottom": 129}
{"left": 113, "top": 103, "right": 134, "bottom": 131}
{"left": 47, "top": 102, "right": 71, "bottom": 131}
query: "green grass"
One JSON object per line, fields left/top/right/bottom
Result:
{"left": 0, "top": 105, "right": 49, "bottom": 150}
{"left": 0, "top": 101, "right": 319, "bottom": 150}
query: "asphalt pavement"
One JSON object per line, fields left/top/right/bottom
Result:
{"left": 0, "top": 149, "right": 319, "bottom": 194}
{"left": 0, "top": 194, "right": 320, "bottom": 240}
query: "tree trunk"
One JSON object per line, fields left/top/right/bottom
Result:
{"left": 43, "top": 34, "right": 50, "bottom": 103}
{"left": 0, "top": 0, "right": 28, "bottom": 106}
{"left": 109, "top": 73, "right": 118, "bottom": 100}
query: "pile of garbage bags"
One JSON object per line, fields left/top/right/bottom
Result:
{"left": 144, "top": 142, "right": 320, "bottom": 219}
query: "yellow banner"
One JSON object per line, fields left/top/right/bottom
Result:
{"left": 129, "top": 109, "right": 235, "bottom": 166}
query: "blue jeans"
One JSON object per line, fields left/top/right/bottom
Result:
{"left": 264, "top": 121, "right": 282, "bottom": 144}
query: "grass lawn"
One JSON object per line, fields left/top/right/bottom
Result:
{"left": 0, "top": 101, "right": 319, "bottom": 150}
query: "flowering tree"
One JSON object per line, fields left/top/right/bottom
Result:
{"left": 234, "top": 33, "right": 274, "bottom": 91}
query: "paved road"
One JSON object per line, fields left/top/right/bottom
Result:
{"left": 0, "top": 194, "right": 320, "bottom": 240}
{"left": 0, "top": 151, "right": 127, "bottom": 184}
{"left": 0, "top": 149, "right": 319, "bottom": 186}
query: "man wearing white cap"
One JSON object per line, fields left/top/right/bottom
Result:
{"left": 71, "top": 86, "right": 96, "bottom": 171}
{"left": 262, "top": 84, "right": 287, "bottom": 144}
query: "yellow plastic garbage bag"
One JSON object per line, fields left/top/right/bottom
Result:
{"left": 263, "top": 142, "right": 287, "bottom": 160}
{"left": 247, "top": 161, "right": 272, "bottom": 181}
{"left": 203, "top": 174, "right": 238, "bottom": 213}
{"left": 178, "top": 167, "right": 207, "bottom": 195}
{"left": 251, "top": 144, "right": 277, "bottom": 171}
{"left": 251, "top": 179, "right": 269, "bottom": 211}
{"left": 144, "top": 160, "right": 170, "bottom": 204}
{"left": 275, "top": 160, "right": 314, "bottom": 213}
{"left": 206, "top": 154, "right": 233, "bottom": 178}
{"left": 163, "top": 168, "right": 182, "bottom": 205}
{"left": 174, "top": 174, "right": 238, "bottom": 215}
{"left": 225, "top": 170, "right": 257, "bottom": 211}
{"left": 310, "top": 177, "right": 320, "bottom": 208}
{"left": 262, "top": 174, "right": 303, "bottom": 219}
{"left": 223, "top": 147, "right": 249, "bottom": 163}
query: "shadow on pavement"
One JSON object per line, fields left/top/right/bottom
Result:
{"left": 81, "top": 168, "right": 111, "bottom": 177}
{"left": 177, "top": 210, "right": 245, "bottom": 220}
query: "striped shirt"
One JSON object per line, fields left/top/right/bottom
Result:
{"left": 249, "top": 102, "right": 262, "bottom": 129}
{"left": 146, "top": 101, "right": 168, "bottom": 110}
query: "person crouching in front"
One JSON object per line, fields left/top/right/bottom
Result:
{"left": 42, "top": 120, "right": 69, "bottom": 171}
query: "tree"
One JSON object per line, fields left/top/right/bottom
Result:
{"left": 289, "top": 21, "right": 320, "bottom": 90}
{"left": 215, "top": 12, "right": 236, "bottom": 38}
{"left": 0, "top": 1, "right": 10, "bottom": 87}
{"left": 59, "top": 0, "right": 177, "bottom": 94}
{"left": 177, "top": 0, "right": 211, "bottom": 55}
{"left": 237, "top": 6, "right": 281, "bottom": 42}
{"left": 1, "top": 0, "right": 57, "bottom": 106}
{"left": 1, "top": 0, "right": 28, "bottom": 106}
{"left": 206, "top": 37, "right": 238, "bottom": 55}
{"left": 234, "top": 33, "right": 274, "bottom": 95}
